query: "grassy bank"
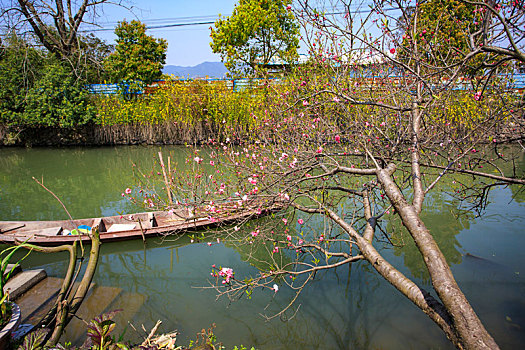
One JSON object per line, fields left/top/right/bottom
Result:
{"left": 0, "top": 75, "right": 521, "bottom": 147}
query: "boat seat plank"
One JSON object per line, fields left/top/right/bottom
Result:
{"left": 35, "top": 226, "right": 63, "bottom": 236}
{"left": 107, "top": 224, "right": 136, "bottom": 233}
{"left": 0, "top": 223, "right": 25, "bottom": 234}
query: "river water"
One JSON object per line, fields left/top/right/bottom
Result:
{"left": 1, "top": 146, "right": 524, "bottom": 349}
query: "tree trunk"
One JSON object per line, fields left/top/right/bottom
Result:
{"left": 377, "top": 166, "right": 499, "bottom": 350}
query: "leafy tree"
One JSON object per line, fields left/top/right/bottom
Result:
{"left": 104, "top": 20, "right": 167, "bottom": 88}
{"left": 22, "top": 61, "right": 95, "bottom": 127}
{"left": 0, "top": 34, "right": 95, "bottom": 127}
{"left": 210, "top": 0, "right": 299, "bottom": 75}
{"left": 0, "top": 32, "right": 45, "bottom": 121}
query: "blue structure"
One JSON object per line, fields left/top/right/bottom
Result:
{"left": 88, "top": 74, "right": 525, "bottom": 95}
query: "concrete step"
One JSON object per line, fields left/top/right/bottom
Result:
{"left": 4, "top": 264, "right": 22, "bottom": 279}
{"left": 4, "top": 269, "right": 47, "bottom": 300}
{"left": 15, "top": 277, "right": 64, "bottom": 325}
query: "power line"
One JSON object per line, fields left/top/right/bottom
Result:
{"left": 80, "top": 4, "right": 398, "bottom": 34}
{"left": 82, "top": 20, "right": 216, "bottom": 32}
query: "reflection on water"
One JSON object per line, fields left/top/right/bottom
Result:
{"left": 1, "top": 146, "right": 525, "bottom": 349}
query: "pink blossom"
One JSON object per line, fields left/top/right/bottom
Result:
{"left": 273, "top": 284, "right": 279, "bottom": 292}
{"left": 125, "top": 188, "right": 132, "bottom": 194}
{"left": 234, "top": 226, "right": 240, "bottom": 231}
{"left": 272, "top": 246, "right": 279, "bottom": 253}
{"left": 298, "top": 239, "right": 304, "bottom": 245}
{"left": 298, "top": 219, "right": 304, "bottom": 225}
{"left": 279, "top": 152, "right": 289, "bottom": 162}
{"left": 218, "top": 267, "right": 234, "bottom": 283}
{"left": 280, "top": 193, "right": 290, "bottom": 201}
{"left": 207, "top": 242, "right": 212, "bottom": 246}
{"left": 316, "top": 146, "right": 323, "bottom": 153}
{"left": 248, "top": 177, "right": 257, "bottom": 185}
{"left": 302, "top": 100, "right": 309, "bottom": 106}
{"left": 390, "top": 48, "right": 396, "bottom": 54}
{"left": 335, "top": 135, "right": 341, "bottom": 143}
{"left": 194, "top": 156, "right": 203, "bottom": 164}
{"left": 473, "top": 92, "right": 483, "bottom": 101}
{"left": 286, "top": 235, "right": 292, "bottom": 241}
{"left": 282, "top": 218, "right": 288, "bottom": 225}
{"left": 251, "top": 229, "right": 259, "bottom": 238}
{"left": 332, "top": 96, "right": 340, "bottom": 103}
{"left": 210, "top": 160, "right": 215, "bottom": 166}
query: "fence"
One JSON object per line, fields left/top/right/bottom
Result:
{"left": 88, "top": 74, "right": 525, "bottom": 95}
{"left": 87, "top": 77, "right": 278, "bottom": 95}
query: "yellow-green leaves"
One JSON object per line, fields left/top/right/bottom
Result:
{"left": 210, "top": 0, "right": 299, "bottom": 76}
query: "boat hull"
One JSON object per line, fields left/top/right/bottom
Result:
{"left": 0, "top": 203, "right": 281, "bottom": 246}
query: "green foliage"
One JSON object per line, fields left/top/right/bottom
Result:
{"left": 210, "top": 0, "right": 299, "bottom": 76}
{"left": 0, "top": 242, "right": 33, "bottom": 329}
{"left": 93, "top": 79, "right": 264, "bottom": 131}
{"left": 0, "top": 243, "right": 33, "bottom": 302}
{"left": 21, "top": 61, "right": 96, "bottom": 127}
{"left": 0, "top": 33, "right": 45, "bottom": 120}
{"left": 0, "top": 34, "right": 96, "bottom": 127}
{"left": 104, "top": 20, "right": 167, "bottom": 89}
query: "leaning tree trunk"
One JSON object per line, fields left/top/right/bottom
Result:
{"left": 377, "top": 165, "right": 499, "bottom": 349}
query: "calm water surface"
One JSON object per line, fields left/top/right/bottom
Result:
{"left": 1, "top": 146, "right": 524, "bottom": 349}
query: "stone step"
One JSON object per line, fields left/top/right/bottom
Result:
{"left": 15, "top": 277, "right": 64, "bottom": 325}
{"left": 4, "top": 269, "right": 47, "bottom": 301}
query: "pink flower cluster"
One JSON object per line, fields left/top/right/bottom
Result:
{"left": 473, "top": 92, "right": 483, "bottom": 101}
{"left": 218, "top": 267, "right": 234, "bottom": 284}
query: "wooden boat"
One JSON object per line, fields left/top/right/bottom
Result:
{"left": 0, "top": 201, "right": 281, "bottom": 246}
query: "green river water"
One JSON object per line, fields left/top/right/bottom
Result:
{"left": 0, "top": 146, "right": 524, "bottom": 349}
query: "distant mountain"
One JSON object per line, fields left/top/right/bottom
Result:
{"left": 163, "top": 61, "right": 229, "bottom": 78}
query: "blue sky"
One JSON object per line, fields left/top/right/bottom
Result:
{"left": 91, "top": 0, "right": 238, "bottom": 66}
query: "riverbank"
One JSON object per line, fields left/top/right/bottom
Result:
{"left": 0, "top": 122, "right": 223, "bottom": 147}
{"left": 2, "top": 118, "right": 523, "bottom": 147}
